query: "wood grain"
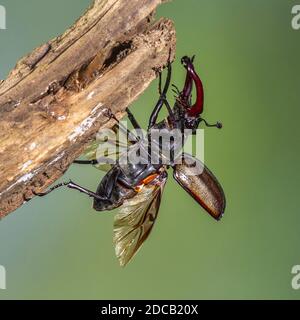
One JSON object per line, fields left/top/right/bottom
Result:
{"left": 0, "top": 0, "right": 176, "bottom": 218}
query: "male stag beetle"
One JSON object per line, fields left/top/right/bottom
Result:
{"left": 36, "top": 56, "right": 226, "bottom": 266}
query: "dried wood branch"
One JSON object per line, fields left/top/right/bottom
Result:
{"left": 0, "top": 0, "right": 176, "bottom": 218}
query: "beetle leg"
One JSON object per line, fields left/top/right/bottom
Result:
{"left": 125, "top": 107, "right": 141, "bottom": 130}
{"left": 163, "top": 98, "right": 175, "bottom": 122}
{"left": 73, "top": 159, "right": 98, "bottom": 165}
{"left": 148, "top": 98, "right": 175, "bottom": 130}
{"left": 159, "top": 61, "right": 172, "bottom": 98}
{"left": 34, "top": 180, "right": 107, "bottom": 200}
{"left": 148, "top": 99, "right": 164, "bottom": 130}
{"left": 125, "top": 107, "right": 144, "bottom": 141}
{"left": 103, "top": 108, "right": 139, "bottom": 143}
{"left": 148, "top": 62, "right": 174, "bottom": 129}
{"left": 158, "top": 72, "right": 162, "bottom": 95}
{"left": 154, "top": 65, "right": 163, "bottom": 95}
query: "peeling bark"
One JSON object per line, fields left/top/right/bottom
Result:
{"left": 0, "top": 0, "right": 176, "bottom": 218}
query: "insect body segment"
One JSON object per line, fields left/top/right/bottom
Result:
{"left": 36, "top": 56, "right": 226, "bottom": 266}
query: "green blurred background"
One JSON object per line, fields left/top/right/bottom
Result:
{"left": 0, "top": 0, "right": 299, "bottom": 299}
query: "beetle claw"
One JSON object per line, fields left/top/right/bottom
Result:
{"left": 102, "top": 108, "right": 115, "bottom": 120}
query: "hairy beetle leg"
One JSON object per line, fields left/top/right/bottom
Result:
{"left": 34, "top": 180, "right": 106, "bottom": 200}
{"left": 73, "top": 159, "right": 98, "bottom": 165}
{"left": 103, "top": 108, "right": 139, "bottom": 142}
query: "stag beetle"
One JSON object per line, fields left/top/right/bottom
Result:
{"left": 36, "top": 56, "right": 226, "bottom": 266}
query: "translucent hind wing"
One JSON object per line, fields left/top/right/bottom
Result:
{"left": 83, "top": 125, "right": 133, "bottom": 172}
{"left": 113, "top": 172, "right": 167, "bottom": 267}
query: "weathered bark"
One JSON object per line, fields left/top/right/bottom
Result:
{"left": 0, "top": 0, "right": 176, "bottom": 218}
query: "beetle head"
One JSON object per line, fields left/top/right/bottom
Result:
{"left": 177, "top": 56, "right": 222, "bottom": 132}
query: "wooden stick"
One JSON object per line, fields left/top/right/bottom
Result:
{"left": 0, "top": 0, "right": 176, "bottom": 218}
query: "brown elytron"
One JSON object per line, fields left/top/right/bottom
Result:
{"left": 173, "top": 154, "right": 225, "bottom": 220}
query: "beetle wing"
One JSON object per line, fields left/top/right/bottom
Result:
{"left": 113, "top": 171, "right": 167, "bottom": 267}
{"left": 173, "top": 153, "right": 225, "bottom": 220}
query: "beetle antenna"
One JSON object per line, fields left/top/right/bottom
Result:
{"left": 201, "top": 118, "right": 222, "bottom": 129}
